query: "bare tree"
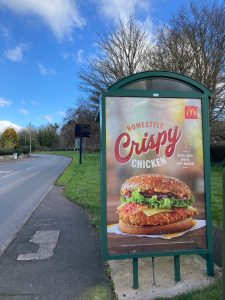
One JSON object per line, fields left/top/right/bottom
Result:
{"left": 149, "top": 1, "right": 225, "bottom": 121}
{"left": 61, "top": 105, "right": 100, "bottom": 150}
{"left": 78, "top": 2, "right": 225, "bottom": 122}
{"left": 79, "top": 15, "right": 151, "bottom": 109}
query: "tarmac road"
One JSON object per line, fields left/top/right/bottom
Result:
{"left": 0, "top": 154, "right": 71, "bottom": 255}
{"left": 0, "top": 162, "right": 112, "bottom": 300}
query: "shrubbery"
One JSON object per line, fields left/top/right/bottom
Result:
{"left": 0, "top": 146, "right": 30, "bottom": 156}
{"left": 36, "top": 147, "right": 74, "bottom": 152}
{"left": 0, "top": 149, "right": 15, "bottom": 155}
{"left": 14, "top": 146, "right": 30, "bottom": 155}
{"left": 210, "top": 143, "right": 225, "bottom": 164}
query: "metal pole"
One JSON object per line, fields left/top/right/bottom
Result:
{"left": 206, "top": 253, "right": 214, "bottom": 276}
{"left": 83, "top": 137, "right": 86, "bottom": 159}
{"left": 222, "top": 170, "right": 225, "bottom": 299}
{"left": 132, "top": 258, "right": 139, "bottom": 289}
{"left": 152, "top": 257, "right": 156, "bottom": 286}
{"left": 29, "top": 122, "right": 31, "bottom": 155}
{"left": 174, "top": 255, "right": 181, "bottom": 282}
{"left": 79, "top": 137, "right": 83, "bottom": 165}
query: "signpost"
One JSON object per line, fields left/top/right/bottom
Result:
{"left": 75, "top": 124, "right": 91, "bottom": 164}
{"left": 100, "top": 71, "right": 214, "bottom": 288}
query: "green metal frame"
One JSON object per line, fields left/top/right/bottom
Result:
{"left": 100, "top": 71, "right": 214, "bottom": 276}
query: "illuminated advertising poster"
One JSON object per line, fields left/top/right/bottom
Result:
{"left": 106, "top": 97, "right": 207, "bottom": 255}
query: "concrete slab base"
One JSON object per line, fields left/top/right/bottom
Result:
{"left": 109, "top": 255, "right": 221, "bottom": 300}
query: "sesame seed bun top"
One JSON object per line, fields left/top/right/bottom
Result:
{"left": 120, "top": 174, "right": 191, "bottom": 199}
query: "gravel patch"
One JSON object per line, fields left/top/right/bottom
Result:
{"left": 109, "top": 255, "right": 221, "bottom": 299}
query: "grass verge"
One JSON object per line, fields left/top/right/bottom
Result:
{"left": 78, "top": 284, "right": 115, "bottom": 300}
{"left": 156, "top": 279, "right": 221, "bottom": 300}
{"left": 211, "top": 166, "right": 223, "bottom": 226}
{"left": 55, "top": 151, "right": 101, "bottom": 228}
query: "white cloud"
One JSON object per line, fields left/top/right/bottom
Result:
{"left": 4, "top": 43, "right": 29, "bottom": 62}
{"left": 97, "top": 0, "right": 149, "bottom": 22}
{"left": 0, "top": 97, "right": 12, "bottom": 107}
{"left": 61, "top": 52, "right": 70, "bottom": 59}
{"left": 0, "top": 24, "right": 10, "bottom": 39}
{"left": 0, "top": 120, "right": 22, "bottom": 133}
{"left": 76, "top": 49, "right": 84, "bottom": 64}
{"left": 19, "top": 108, "right": 29, "bottom": 115}
{"left": 30, "top": 100, "right": 41, "bottom": 105}
{"left": 42, "top": 114, "right": 54, "bottom": 123}
{"left": 56, "top": 111, "right": 66, "bottom": 117}
{"left": 61, "top": 49, "right": 85, "bottom": 63}
{"left": 0, "top": 0, "right": 85, "bottom": 40}
{"left": 41, "top": 111, "right": 65, "bottom": 124}
{"left": 138, "top": 16, "right": 154, "bottom": 42}
{"left": 38, "top": 63, "right": 56, "bottom": 76}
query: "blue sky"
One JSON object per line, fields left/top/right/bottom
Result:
{"left": 0, "top": 0, "right": 191, "bottom": 128}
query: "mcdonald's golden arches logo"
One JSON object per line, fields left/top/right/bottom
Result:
{"left": 185, "top": 106, "right": 198, "bottom": 119}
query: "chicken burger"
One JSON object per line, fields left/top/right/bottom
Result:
{"left": 117, "top": 174, "right": 198, "bottom": 235}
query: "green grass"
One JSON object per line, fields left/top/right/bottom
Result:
{"left": 156, "top": 279, "right": 221, "bottom": 300}
{"left": 52, "top": 151, "right": 101, "bottom": 228}
{"left": 211, "top": 166, "right": 223, "bottom": 226}
{"left": 78, "top": 284, "right": 117, "bottom": 300}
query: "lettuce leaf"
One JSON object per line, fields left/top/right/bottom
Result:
{"left": 120, "top": 190, "right": 195, "bottom": 209}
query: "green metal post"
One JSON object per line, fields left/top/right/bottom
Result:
{"left": 152, "top": 257, "right": 156, "bottom": 286}
{"left": 222, "top": 170, "right": 225, "bottom": 299}
{"left": 133, "top": 258, "right": 139, "bottom": 289}
{"left": 206, "top": 253, "right": 214, "bottom": 276}
{"left": 202, "top": 94, "right": 214, "bottom": 278}
{"left": 79, "top": 136, "right": 83, "bottom": 165}
{"left": 174, "top": 255, "right": 181, "bottom": 282}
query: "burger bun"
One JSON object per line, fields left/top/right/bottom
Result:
{"left": 119, "top": 218, "right": 194, "bottom": 235}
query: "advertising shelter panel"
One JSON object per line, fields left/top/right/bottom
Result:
{"left": 105, "top": 97, "right": 207, "bottom": 256}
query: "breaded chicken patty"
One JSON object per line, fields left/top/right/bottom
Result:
{"left": 118, "top": 203, "right": 198, "bottom": 226}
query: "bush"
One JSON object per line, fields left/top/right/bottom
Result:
{"left": 35, "top": 147, "right": 74, "bottom": 152}
{"left": 0, "top": 149, "right": 14, "bottom": 155}
{"left": 14, "top": 146, "right": 30, "bottom": 155}
{"left": 0, "top": 146, "right": 30, "bottom": 156}
{"left": 210, "top": 143, "right": 225, "bottom": 163}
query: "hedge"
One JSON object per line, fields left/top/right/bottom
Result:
{"left": 210, "top": 143, "right": 225, "bottom": 163}
{"left": 0, "top": 146, "right": 30, "bottom": 156}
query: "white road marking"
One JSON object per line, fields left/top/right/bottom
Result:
{"left": 17, "top": 230, "right": 60, "bottom": 261}
{"left": 2, "top": 171, "right": 22, "bottom": 178}
{"left": 25, "top": 167, "right": 35, "bottom": 171}
{"left": 0, "top": 166, "right": 34, "bottom": 177}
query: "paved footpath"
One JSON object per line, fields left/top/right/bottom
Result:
{"left": 0, "top": 186, "right": 111, "bottom": 300}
